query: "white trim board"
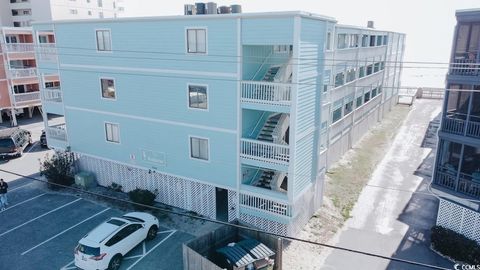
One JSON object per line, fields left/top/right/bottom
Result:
{"left": 65, "top": 105, "right": 237, "bottom": 134}
{"left": 60, "top": 64, "right": 237, "bottom": 78}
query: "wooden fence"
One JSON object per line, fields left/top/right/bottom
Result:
{"left": 183, "top": 222, "right": 282, "bottom": 270}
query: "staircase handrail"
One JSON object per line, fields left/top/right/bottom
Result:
{"left": 251, "top": 50, "right": 273, "bottom": 80}
{"left": 249, "top": 111, "right": 267, "bottom": 137}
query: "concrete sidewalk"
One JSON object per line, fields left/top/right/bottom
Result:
{"left": 320, "top": 99, "right": 453, "bottom": 270}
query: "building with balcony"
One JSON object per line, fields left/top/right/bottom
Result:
{"left": 432, "top": 9, "right": 480, "bottom": 245}
{"left": 33, "top": 11, "right": 405, "bottom": 236}
{"left": 433, "top": 9, "right": 480, "bottom": 200}
{"left": 0, "top": 0, "right": 127, "bottom": 125}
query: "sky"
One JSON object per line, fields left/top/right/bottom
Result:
{"left": 121, "top": 0, "right": 480, "bottom": 87}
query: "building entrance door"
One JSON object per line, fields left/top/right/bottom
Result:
{"left": 215, "top": 188, "right": 228, "bottom": 222}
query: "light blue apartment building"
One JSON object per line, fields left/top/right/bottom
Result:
{"left": 33, "top": 11, "right": 405, "bottom": 236}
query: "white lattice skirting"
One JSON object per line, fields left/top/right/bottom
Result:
{"left": 239, "top": 213, "right": 288, "bottom": 236}
{"left": 437, "top": 198, "right": 480, "bottom": 244}
{"left": 75, "top": 154, "right": 236, "bottom": 221}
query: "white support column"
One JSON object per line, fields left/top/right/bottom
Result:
{"left": 235, "top": 17, "right": 242, "bottom": 220}
{"left": 10, "top": 108, "right": 17, "bottom": 126}
{"left": 288, "top": 16, "right": 301, "bottom": 204}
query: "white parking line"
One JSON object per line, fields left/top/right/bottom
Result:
{"left": 126, "top": 230, "right": 176, "bottom": 270}
{"left": 0, "top": 198, "right": 81, "bottom": 238}
{"left": 9, "top": 182, "right": 33, "bottom": 192}
{"left": 0, "top": 193, "right": 46, "bottom": 213}
{"left": 21, "top": 207, "right": 111, "bottom": 255}
{"left": 59, "top": 260, "right": 75, "bottom": 270}
{"left": 124, "top": 254, "right": 144, "bottom": 260}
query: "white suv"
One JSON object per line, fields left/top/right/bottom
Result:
{"left": 74, "top": 212, "right": 159, "bottom": 270}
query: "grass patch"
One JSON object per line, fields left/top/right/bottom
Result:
{"left": 325, "top": 105, "right": 411, "bottom": 221}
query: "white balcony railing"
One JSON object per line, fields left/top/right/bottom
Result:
{"left": 240, "top": 138, "right": 289, "bottom": 166}
{"left": 9, "top": 68, "right": 37, "bottom": 78}
{"left": 442, "top": 117, "right": 465, "bottom": 135}
{"left": 451, "top": 57, "right": 479, "bottom": 76}
{"left": 239, "top": 193, "right": 291, "bottom": 217}
{"left": 241, "top": 81, "right": 291, "bottom": 107}
{"left": 13, "top": 91, "right": 40, "bottom": 104}
{"left": 2, "top": 43, "right": 34, "bottom": 52}
{"left": 46, "top": 124, "right": 67, "bottom": 141}
{"left": 37, "top": 43, "right": 57, "bottom": 62}
{"left": 42, "top": 88, "right": 62, "bottom": 103}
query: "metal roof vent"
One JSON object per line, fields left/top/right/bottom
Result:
{"left": 367, "top": 21, "right": 375, "bottom": 28}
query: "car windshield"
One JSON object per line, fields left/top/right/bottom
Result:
{"left": 0, "top": 138, "right": 14, "bottom": 150}
{"left": 78, "top": 244, "right": 100, "bottom": 256}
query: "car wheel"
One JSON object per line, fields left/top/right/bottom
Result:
{"left": 108, "top": 254, "right": 122, "bottom": 270}
{"left": 146, "top": 225, "right": 158, "bottom": 240}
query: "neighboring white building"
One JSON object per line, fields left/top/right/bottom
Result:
{"left": 0, "top": 0, "right": 125, "bottom": 27}
{"left": 0, "top": 0, "right": 126, "bottom": 126}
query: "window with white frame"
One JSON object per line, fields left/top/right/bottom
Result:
{"left": 38, "top": 35, "right": 48, "bottom": 43}
{"left": 69, "top": 9, "right": 78, "bottom": 14}
{"left": 190, "top": 137, "right": 209, "bottom": 161}
{"left": 96, "top": 30, "right": 111, "bottom": 51}
{"left": 99, "top": 11, "right": 104, "bottom": 18}
{"left": 344, "top": 100, "right": 354, "bottom": 115}
{"left": 359, "top": 66, "right": 365, "bottom": 78}
{"left": 97, "top": 0, "right": 102, "bottom": 7}
{"left": 334, "top": 72, "right": 345, "bottom": 87}
{"left": 356, "top": 95, "right": 363, "bottom": 107}
{"left": 326, "top": 32, "right": 332, "bottom": 50}
{"left": 188, "top": 84, "right": 208, "bottom": 109}
{"left": 361, "top": 34, "right": 369, "bottom": 47}
{"left": 105, "top": 123, "right": 119, "bottom": 143}
{"left": 323, "top": 70, "right": 331, "bottom": 92}
{"left": 332, "top": 99, "right": 343, "bottom": 123}
{"left": 186, "top": 28, "right": 207, "bottom": 54}
{"left": 349, "top": 34, "right": 359, "bottom": 48}
{"left": 337, "top": 33, "right": 347, "bottom": 49}
{"left": 370, "top": 35, "right": 376, "bottom": 47}
{"left": 101, "top": 78, "right": 115, "bottom": 99}
{"left": 346, "top": 68, "right": 356, "bottom": 82}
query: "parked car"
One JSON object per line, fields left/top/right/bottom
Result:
{"left": 0, "top": 128, "right": 32, "bottom": 159}
{"left": 74, "top": 212, "right": 159, "bottom": 270}
{"left": 40, "top": 130, "right": 47, "bottom": 148}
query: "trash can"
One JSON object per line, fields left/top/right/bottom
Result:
{"left": 75, "top": 171, "right": 96, "bottom": 189}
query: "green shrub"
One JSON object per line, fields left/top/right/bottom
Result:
{"left": 39, "top": 150, "right": 74, "bottom": 190}
{"left": 109, "top": 182, "right": 123, "bottom": 192}
{"left": 128, "top": 188, "right": 157, "bottom": 209}
{"left": 431, "top": 226, "right": 480, "bottom": 264}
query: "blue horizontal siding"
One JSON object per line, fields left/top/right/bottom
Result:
{"left": 242, "top": 18, "right": 294, "bottom": 45}
{"left": 53, "top": 19, "right": 238, "bottom": 74}
{"left": 66, "top": 109, "right": 237, "bottom": 188}
{"left": 60, "top": 70, "right": 237, "bottom": 131}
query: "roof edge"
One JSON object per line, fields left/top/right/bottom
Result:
{"left": 32, "top": 10, "right": 337, "bottom": 26}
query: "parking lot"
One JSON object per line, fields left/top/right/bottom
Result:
{"left": 0, "top": 178, "right": 194, "bottom": 270}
